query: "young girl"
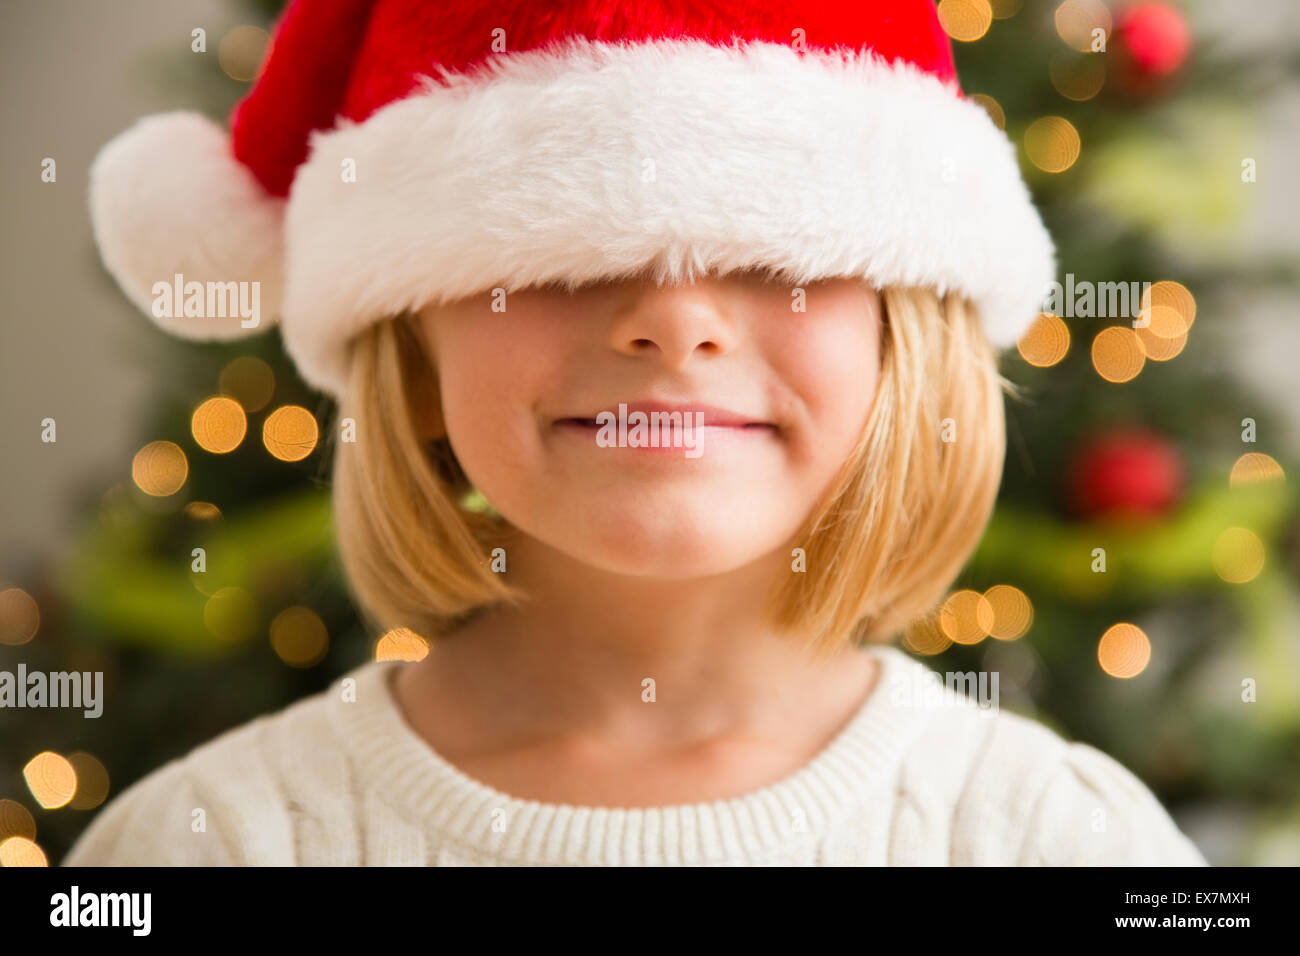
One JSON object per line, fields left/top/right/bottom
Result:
{"left": 67, "top": 0, "right": 1206, "bottom": 866}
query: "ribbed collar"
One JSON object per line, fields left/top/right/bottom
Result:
{"left": 330, "top": 643, "right": 939, "bottom": 865}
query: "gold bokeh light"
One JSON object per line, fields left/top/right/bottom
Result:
{"left": 1098, "top": 623, "right": 1151, "bottom": 678}
{"left": 132, "top": 440, "right": 189, "bottom": 496}
{"left": 938, "top": 0, "right": 994, "bottom": 42}
{"left": 375, "top": 627, "right": 430, "bottom": 662}
{"left": 67, "top": 753, "right": 111, "bottom": 811}
{"left": 983, "top": 585, "right": 1034, "bottom": 640}
{"left": 1025, "top": 116, "right": 1081, "bottom": 173}
{"left": 1054, "top": 0, "right": 1112, "bottom": 53}
{"left": 1091, "top": 326, "right": 1145, "bottom": 382}
{"left": 192, "top": 397, "right": 248, "bottom": 454}
{"left": 1229, "top": 453, "right": 1285, "bottom": 487}
{"left": 0, "top": 588, "right": 40, "bottom": 646}
{"left": 23, "top": 752, "right": 76, "bottom": 810}
{"left": 0, "top": 836, "right": 47, "bottom": 867}
{"left": 263, "top": 405, "right": 319, "bottom": 462}
{"left": 939, "top": 590, "right": 995, "bottom": 645}
{"left": 1017, "top": 312, "right": 1071, "bottom": 367}
{"left": 1213, "top": 527, "right": 1265, "bottom": 584}
{"left": 270, "top": 607, "right": 330, "bottom": 668}
{"left": 219, "top": 355, "right": 276, "bottom": 412}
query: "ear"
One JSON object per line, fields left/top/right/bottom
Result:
{"left": 402, "top": 315, "right": 447, "bottom": 441}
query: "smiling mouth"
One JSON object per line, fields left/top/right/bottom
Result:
{"left": 556, "top": 418, "right": 773, "bottom": 430}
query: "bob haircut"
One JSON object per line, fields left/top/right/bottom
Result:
{"left": 332, "top": 285, "right": 1014, "bottom": 660}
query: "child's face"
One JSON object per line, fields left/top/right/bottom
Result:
{"left": 414, "top": 272, "right": 882, "bottom": 578}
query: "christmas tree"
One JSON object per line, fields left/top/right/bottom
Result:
{"left": 1, "top": 0, "right": 1296, "bottom": 866}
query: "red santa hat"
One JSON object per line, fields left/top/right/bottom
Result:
{"left": 89, "top": 0, "right": 1056, "bottom": 399}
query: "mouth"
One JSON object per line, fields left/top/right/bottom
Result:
{"left": 553, "top": 402, "right": 775, "bottom": 430}
{"left": 549, "top": 402, "right": 778, "bottom": 455}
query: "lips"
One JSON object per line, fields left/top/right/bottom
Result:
{"left": 555, "top": 402, "right": 772, "bottom": 429}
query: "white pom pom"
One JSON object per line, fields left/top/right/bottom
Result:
{"left": 88, "top": 111, "right": 285, "bottom": 340}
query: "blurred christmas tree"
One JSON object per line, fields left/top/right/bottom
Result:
{"left": 911, "top": 0, "right": 1300, "bottom": 866}
{"left": 2, "top": 0, "right": 1297, "bottom": 866}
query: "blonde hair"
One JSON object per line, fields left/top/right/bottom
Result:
{"left": 332, "top": 285, "right": 1013, "bottom": 658}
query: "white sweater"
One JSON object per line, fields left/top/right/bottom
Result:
{"left": 62, "top": 644, "right": 1207, "bottom": 866}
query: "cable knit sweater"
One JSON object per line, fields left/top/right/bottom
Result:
{"left": 62, "top": 644, "right": 1207, "bottom": 866}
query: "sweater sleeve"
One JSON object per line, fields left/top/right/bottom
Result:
{"left": 1019, "top": 741, "right": 1208, "bottom": 866}
{"left": 61, "top": 760, "right": 240, "bottom": 867}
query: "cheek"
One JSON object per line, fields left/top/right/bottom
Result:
{"left": 774, "top": 310, "right": 881, "bottom": 461}
{"left": 428, "top": 313, "right": 564, "bottom": 477}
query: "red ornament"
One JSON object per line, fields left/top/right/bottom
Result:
{"left": 1116, "top": 2, "right": 1191, "bottom": 78}
{"left": 1066, "top": 428, "right": 1185, "bottom": 521}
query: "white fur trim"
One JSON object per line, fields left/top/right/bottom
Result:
{"left": 276, "top": 38, "right": 1055, "bottom": 396}
{"left": 89, "top": 111, "right": 285, "bottom": 340}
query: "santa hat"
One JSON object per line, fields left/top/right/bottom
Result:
{"left": 89, "top": 0, "right": 1055, "bottom": 399}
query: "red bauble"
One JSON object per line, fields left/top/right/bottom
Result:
{"left": 1066, "top": 428, "right": 1186, "bottom": 521}
{"left": 1117, "top": 2, "right": 1191, "bottom": 77}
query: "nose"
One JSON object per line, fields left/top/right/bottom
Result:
{"left": 607, "top": 278, "right": 738, "bottom": 365}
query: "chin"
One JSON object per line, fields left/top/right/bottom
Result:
{"left": 572, "top": 509, "right": 778, "bottom": 579}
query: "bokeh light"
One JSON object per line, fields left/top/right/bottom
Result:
{"left": 939, "top": 589, "right": 995, "bottom": 645}
{"left": 184, "top": 501, "right": 223, "bottom": 520}
{"left": 988, "top": 0, "right": 1024, "bottom": 18}
{"left": 1098, "top": 623, "right": 1151, "bottom": 678}
{"left": 1135, "top": 304, "right": 1189, "bottom": 361}
{"left": 1140, "top": 280, "right": 1197, "bottom": 330}
{"left": 218, "top": 26, "right": 269, "bottom": 82}
{"left": 219, "top": 356, "right": 276, "bottom": 412}
{"left": 67, "top": 753, "right": 111, "bottom": 811}
{"left": 1050, "top": 53, "right": 1106, "bottom": 101}
{"left": 375, "top": 627, "right": 430, "bottom": 662}
{"left": 982, "top": 585, "right": 1034, "bottom": 640}
{"left": 0, "top": 799, "right": 36, "bottom": 841}
{"left": 1229, "top": 453, "right": 1285, "bottom": 487}
{"left": 1017, "top": 312, "right": 1071, "bottom": 367}
{"left": 903, "top": 615, "right": 953, "bottom": 656}
{"left": 23, "top": 752, "right": 76, "bottom": 809}
{"left": 0, "top": 836, "right": 47, "bottom": 867}
{"left": 1213, "top": 527, "right": 1266, "bottom": 583}
{"left": 937, "top": 0, "right": 993, "bottom": 42}
{"left": 263, "top": 405, "right": 319, "bottom": 462}
{"left": 0, "top": 587, "right": 40, "bottom": 646}
{"left": 270, "top": 607, "right": 329, "bottom": 668}
{"left": 1091, "top": 325, "right": 1145, "bottom": 382}
{"left": 1025, "top": 116, "right": 1081, "bottom": 173}
{"left": 132, "top": 440, "right": 188, "bottom": 496}
{"left": 1054, "top": 0, "right": 1113, "bottom": 53}
{"left": 969, "top": 93, "right": 1005, "bottom": 130}
{"left": 192, "top": 396, "right": 248, "bottom": 454}
{"left": 204, "top": 587, "right": 259, "bottom": 643}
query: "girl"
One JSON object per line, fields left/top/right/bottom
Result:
{"left": 67, "top": 0, "right": 1206, "bottom": 865}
